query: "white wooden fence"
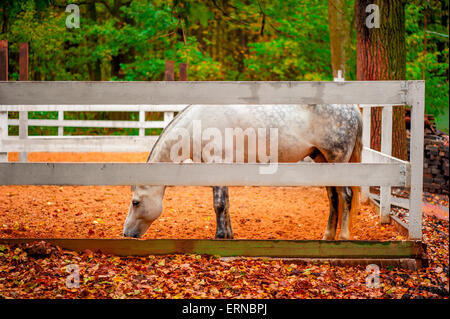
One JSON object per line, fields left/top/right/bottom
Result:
{"left": 0, "top": 81, "right": 425, "bottom": 240}
{"left": 0, "top": 104, "right": 186, "bottom": 154}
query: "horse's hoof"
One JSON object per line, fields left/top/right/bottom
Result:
{"left": 338, "top": 233, "right": 350, "bottom": 240}
{"left": 215, "top": 231, "right": 234, "bottom": 239}
{"left": 322, "top": 233, "right": 334, "bottom": 240}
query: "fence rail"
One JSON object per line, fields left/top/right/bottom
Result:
{"left": 1, "top": 136, "right": 158, "bottom": 153}
{"left": 0, "top": 81, "right": 410, "bottom": 105}
{"left": 0, "top": 162, "right": 409, "bottom": 187}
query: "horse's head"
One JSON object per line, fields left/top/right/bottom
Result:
{"left": 123, "top": 185, "right": 165, "bottom": 238}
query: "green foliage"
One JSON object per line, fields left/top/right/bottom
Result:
{"left": 245, "top": 0, "right": 331, "bottom": 81}
{"left": 0, "top": 0, "right": 448, "bottom": 133}
{"left": 405, "top": 1, "right": 449, "bottom": 125}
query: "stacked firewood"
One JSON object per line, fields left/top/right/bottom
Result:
{"left": 407, "top": 111, "right": 449, "bottom": 195}
{"left": 422, "top": 134, "right": 449, "bottom": 195}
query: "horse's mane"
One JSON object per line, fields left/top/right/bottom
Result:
{"left": 146, "top": 105, "right": 193, "bottom": 163}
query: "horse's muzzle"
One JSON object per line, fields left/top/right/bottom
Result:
{"left": 123, "top": 231, "right": 140, "bottom": 238}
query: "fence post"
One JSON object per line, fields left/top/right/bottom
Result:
{"left": 19, "top": 43, "right": 29, "bottom": 162}
{"left": 139, "top": 109, "right": 145, "bottom": 137}
{"left": 407, "top": 81, "right": 425, "bottom": 240}
{"left": 379, "top": 106, "right": 393, "bottom": 223}
{"left": 163, "top": 61, "right": 175, "bottom": 127}
{"left": 179, "top": 63, "right": 187, "bottom": 81}
{"left": 164, "top": 60, "right": 174, "bottom": 81}
{"left": 0, "top": 40, "right": 7, "bottom": 80}
{"left": 58, "top": 110, "right": 64, "bottom": 136}
{"left": 361, "top": 107, "right": 371, "bottom": 202}
{"left": 0, "top": 40, "right": 8, "bottom": 162}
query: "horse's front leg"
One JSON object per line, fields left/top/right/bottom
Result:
{"left": 322, "top": 186, "right": 339, "bottom": 240}
{"left": 338, "top": 186, "right": 353, "bottom": 240}
{"left": 212, "top": 186, "right": 234, "bottom": 239}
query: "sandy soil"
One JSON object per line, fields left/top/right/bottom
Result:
{"left": 0, "top": 152, "right": 401, "bottom": 240}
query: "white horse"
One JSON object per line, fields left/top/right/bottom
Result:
{"left": 123, "top": 104, "right": 362, "bottom": 240}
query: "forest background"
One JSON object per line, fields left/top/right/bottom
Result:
{"left": 1, "top": 0, "right": 448, "bottom": 133}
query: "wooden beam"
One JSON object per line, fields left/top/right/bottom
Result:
{"left": 369, "top": 193, "right": 410, "bottom": 210}
{"left": 0, "top": 40, "right": 7, "bottom": 81}
{"left": 165, "top": 61, "right": 174, "bottom": 81}
{"left": 8, "top": 119, "right": 167, "bottom": 129}
{"left": 19, "top": 43, "right": 29, "bottom": 163}
{"left": 1, "top": 136, "right": 158, "bottom": 153}
{"left": 225, "top": 257, "right": 421, "bottom": 270}
{"left": 0, "top": 105, "right": 189, "bottom": 112}
{"left": 179, "top": 63, "right": 187, "bottom": 81}
{"left": 0, "top": 238, "right": 425, "bottom": 259}
{"left": 361, "top": 108, "right": 371, "bottom": 202}
{"left": 0, "top": 162, "right": 409, "bottom": 186}
{"left": 19, "top": 43, "right": 29, "bottom": 81}
{"left": 368, "top": 196, "right": 410, "bottom": 237}
{"left": 390, "top": 215, "right": 410, "bottom": 238}
{"left": 0, "top": 40, "right": 7, "bottom": 163}
{"left": 407, "top": 81, "right": 425, "bottom": 240}
{"left": 0, "top": 81, "right": 411, "bottom": 105}
{"left": 362, "top": 147, "right": 410, "bottom": 165}
{"left": 380, "top": 106, "right": 393, "bottom": 224}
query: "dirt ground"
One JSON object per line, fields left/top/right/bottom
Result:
{"left": 0, "top": 152, "right": 401, "bottom": 240}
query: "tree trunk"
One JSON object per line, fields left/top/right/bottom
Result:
{"left": 327, "top": 0, "right": 353, "bottom": 79}
{"left": 356, "top": 0, "right": 407, "bottom": 160}
{"left": 88, "top": 0, "right": 102, "bottom": 81}
{"left": 1, "top": 1, "right": 8, "bottom": 34}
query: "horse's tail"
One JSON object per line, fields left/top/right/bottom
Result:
{"left": 348, "top": 117, "right": 363, "bottom": 235}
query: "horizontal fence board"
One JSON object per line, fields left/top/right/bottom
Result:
{"left": 8, "top": 119, "right": 166, "bottom": 129}
{"left": 370, "top": 193, "right": 410, "bottom": 210}
{"left": 1, "top": 136, "right": 158, "bottom": 153}
{"left": 0, "top": 162, "right": 409, "bottom": 186}
{"left": 362, "top": 147, "right": 410, "bottom": 165}
{"left": 0, "top": 81, "right": 409, "bottom": 105}
{"left": 0, "top": 238, "right": 423, "bottom": 258}
{"left": 0, "top": 104, "right": 188, "bottom": 112}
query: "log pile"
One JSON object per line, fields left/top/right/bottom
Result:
{"left": 407, "top": 112, "right": 449, "bottom": 195}
{"left": 422, "top": 133, "right": 449, "bottom": 195}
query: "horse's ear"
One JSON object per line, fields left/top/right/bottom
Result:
{"left": 131, "top": 185, "right": 136, "bottom": 192}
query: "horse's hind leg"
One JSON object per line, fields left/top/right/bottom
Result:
{"left": 212, "top": 186, "right": 234, "bottom": 239}
{"left": 338, "top": 186, "right": 353, "bottom": 240}
{"left": 310, "top": 149, "right": 339, "bottom": 240}
{"left": 322, "top": 186, "right": 339, "bottom": 240}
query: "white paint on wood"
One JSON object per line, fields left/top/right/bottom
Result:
{"left": 0, "top": 81, "right": 410, "bottom": 105}
{"left": 0, "top": 110, "right": 7, "bottom": 162}
{"left": 139, "top": 110, "right": 145, "bottom": 137}
{"left": 18, "top": 110, "right": 28, "bottom": 162}
{"left": 406, "top": 81, "right": 425, "bottom": 240}
{"left": 8, "top": 119, "right": 166, "bottom": 129}
{"left": 380, "top": 106, "right": 393, "bottom": 224}
{"left": 370, "top": 193, "right": 410, "bottom": 210}
{"left": 361, "top": 108, "right": 372, "bottom": 202}
{"left": 164, "top": 111, "right": 174, "bottom": 126}
{"left": 1, "top": 136, "right": 158, "bottom": 153}
{"left": 58, "top": 111, "right": 64, "bottom": 136}
{"left": 362, "top": 147, "right": 409, "bottom": 165}
{"left": 0, "top": 162, "right": 409, "bottom": 187}
{"left": 0, "top": 104, "right": 189, "bottom": 112}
